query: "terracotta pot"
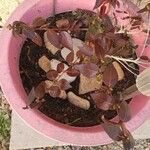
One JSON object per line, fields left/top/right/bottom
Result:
{"left": 0, "top": 0, "right": 150, "bottom": 146}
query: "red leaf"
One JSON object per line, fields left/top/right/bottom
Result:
{"left": 46, "top": 70, "right": 58, "bottom": 80}
{"left": 60, "top": 31, "right": 73, "bottom": 50}
{"left": 91, "top": 92, "right": 113, "bottom": 110}
{"left": 103, "top": 63, "right": 118, "bottom": 87}
{"left": 66, "top": 68, "right": 80, "bottom": 77}
{"left": 27, "top": 87, "right": 35, "bottom": 106}
{"left": 78, "top": 44, "right": 94, "bottom": 56}
{"left": 32, "top": 17, "right": 46, "bottom": 28}
{"left": 74, "top": 63, "right": 99, "bottom": 78}
{"left": 58, "top": 79, "right": 72, "bottom": 90}
{"left": 57, "top": 63, "right": 65, "bottom": 73}
{"left": 45, "top": 30, "right": 61, "bottom": 49}
{"left": 35, "top": 81, "right": 45, "bottom": 99}
{"left": 93, "top": 0, "right": 104, "bottom": 9}
{"left": 66, "top": 51, "right": 74, "bottom": 64}
{"left": 22, "top": 27, "right": 42, "bottom": 46}
{"left": 118, "top": 101, "right": 131, "bottom": 122}
{"left": 102, "top": 117, "right": 123, "bottom": 141}
{"left": 48, "top": 86, "right": 61, "bottom": 98}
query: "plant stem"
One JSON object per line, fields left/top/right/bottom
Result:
{"left": 53, "top": 0, "right": 56, "bottom": 16}
{"left": 123, "top": 61, "right": 139, "bottom": 71}
{"left": 116, "top": 59, "right": 138, "bottom": 76}
{"left": 106, "top": 55, "right": 150, "bottom": 65}
{"left": 122, "top": 84, "right": 139, "bottom": 100}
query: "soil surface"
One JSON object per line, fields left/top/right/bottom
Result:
{"left": 19, "top": 11, "right": 138, "bottom": 127}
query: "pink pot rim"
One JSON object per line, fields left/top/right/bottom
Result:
{"left": 0, "top": 0, "right": 150, "bottom": 146}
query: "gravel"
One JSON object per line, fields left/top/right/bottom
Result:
{"left": 30, "top": 139, "right": 150, "bottom": 150}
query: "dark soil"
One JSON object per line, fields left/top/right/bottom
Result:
{"left": 19, "top": 11, "right": 138, "bottom": 127}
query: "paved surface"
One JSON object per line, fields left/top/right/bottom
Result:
{"left": 9, "top": 111, "right": 150, "bottom": 150}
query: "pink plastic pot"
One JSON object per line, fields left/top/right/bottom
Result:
{"left": 0, "top": 0, "right": 150, "bottom": 146}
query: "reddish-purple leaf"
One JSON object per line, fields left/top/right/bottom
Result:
{"left": 74, "top": 63, "right": 99, "bottom": 78}
{"left": 131, "top": 20, "right": 142, "bottom": 27}
{"left": 10, "top": 21, "right": 43, "bottom": 46}
{"left": 102, "top": 15, "right": 114, "bottom": 31}
{"left": 99, "top": 5, "right": 107, "bottom": 16}
{"left": 60, "top": 31, "right": 73, "bottom": 50}
{"left": 58, "top": 79, "right": 72, "bottom": 90}
{"left": 91, "top": 92, "right": 113, "bottom": 110}
{"left": 57, "top": 63, "right": 65, "bottom": 73}
{"left": 101, "top": 117, "right": 123, "bottom": 141}
{"left": 140, "top": 56, "right": 149, "bottom": 61}
{"left": 116, "top": 38, "right": 127, "bottom": 47}
{"left": 46, "top": 70, "right": 59, "bottom": 80}
{"left": 122, "top": 131, "right": 135, "bottom": 150}
{"left": 27, "top": 87, "right": 35, "bottom": 106}
{"left": 93, "top": 0, "right": 104, "bottom": 9}
{"left": 46, "top": 30, "right": 61, "bottom": 49}
{"left": 118, "top": 101, "right": 131, "bottom": 122}
{"left": 94, "top": 40, "right": 105, "bottom": 59}
{"left": 78, "top": 44, "right": 94, "bottom": 56}
{"left": 116, "top": 0, "right": 120, "bottom": 8}
{"left": 66, "top": 51, "right": 74, "bottom": 64}
{"left": 97, "top": 34, "right": 111, "bottom": 54}
{"left": 70, "top": 20, "right": 83, "bottom": 33}
{"left": 35, "top": 81, "right": 46, "bottom": 99}
{"left": 32, "top": 33, "right": 43, "bottom": 47}
{"left": 32, "top": 17, "right": 46, "bottom": 28}
{"left": 48, "top": 86, "right": 61, "bottom": 98}
{"left": 103, "top": 63, "right": 118, "bottom": 87}
{"left": 22, "top": 27, "right": 42, "bottom": 46}
{"left": 121, "top": 123, "right": 135, "bottom": 150}
{"left": 66, "top": 68, "right": 80, "bottom": 77}
{"left": 124, "top": 0, "right": 140, "bottom": 16}
{"left": 109, "top": 0, "right": 120, "bottom": 8}
{"left": 105, "top": 32, "right": 115, "bottom": 40}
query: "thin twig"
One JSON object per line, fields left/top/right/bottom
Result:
{"left": 53, "top": 0, "right": 56, "bottom": 16}
{"left": 106, "top": 55, "right": 150, "bottom": 65}
{"left": 116, "top": 59, "right": 138, "bottom": 76}
{"left": 67, "top": 118, "right": 81, "bottom": 125}
{"left": 123, "top": 61, "right": 139, "bottom": 71}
